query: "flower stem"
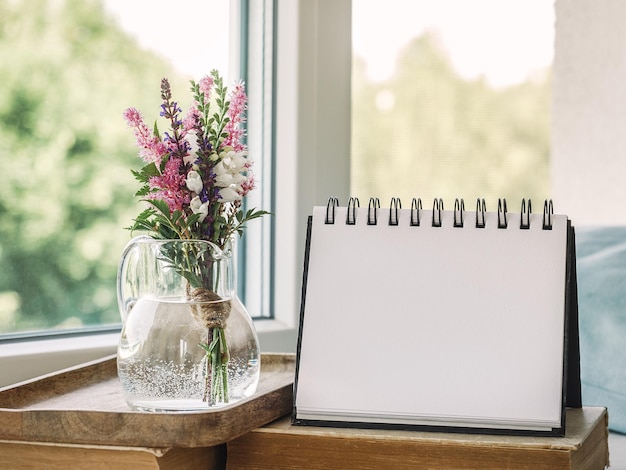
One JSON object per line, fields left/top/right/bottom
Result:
{"left": 200, "top": 325, "right": 229, "bottom": 406}
{"left": 203, "top": 327, "right": 213, "bottom": 403}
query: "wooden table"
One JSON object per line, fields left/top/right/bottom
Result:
{"left": 227, "top": 407, "right": 609, "bottom": 470}
{"left": 0, "top": 354, "right": 295, "bottom": 469}
{"left": 0, "top": 441, "right": 224, "bottom": 470}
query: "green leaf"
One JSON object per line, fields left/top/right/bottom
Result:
{"left": 153, "top": 120, "right": 160, "bottom": 138}
{"left": 145, "top": 199, "right": 171, "bottom": 218}
{"left": 128, "top": 208, "right": 159, "bottom": 233}
{"left": 186, "top": 213, "right": 202, "bottom": 227}
{"left": 134, "top": 185, "right": 151, "bottom": 197}
{"left": 131, "top": 162, "right": 160, "bottom": 183}
{"left": 245, "top": 208, "right": 271, "bottom": 222}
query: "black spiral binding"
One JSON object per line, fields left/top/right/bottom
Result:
{"left": 410, "top": 198, "right": 422, "bottom": 226}
{"left": 520, "top": 199, "right": 532, "bottom": 230}
{"left": 497, "top": 198, "right": 508, "bottom": 229}
{"left": 346, "top": 197, "right": 359, "bottom": 225}
{"left": 453, "top": 198, "right": 465, "bottom": 228}
{"left": 326, "top": 197, "right": 556, "bottom": 230}
{"left": 543, "top": 199, "right": 554, "bottom": 230}
{"left": 325, "top": 197, "right": 339, "bottom": 224}
{"left": 389, "top": 198, "right": 401, "bottom": 226}
{"left": 432, "top": 198, "right": 443, "bottom": 227}
{"left": 476, "top": 198, "right": 486, "bottom": 228}
{"left": 368, "top": 197, "right": 380, "bottom": 225}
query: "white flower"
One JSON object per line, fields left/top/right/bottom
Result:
{"left": 214, "top": 163, "right": 234, "bottom": 187}
{"left": 214, "top": 150, "right": 249, "bottom": 190}
{"left": 218, "top": 185, "right": 242, "bottom": 202}
{"left": 212, "top": 149, "right": 250, "bottom": 202}
{"left": 222, "top": 150, "right": 248, "bottom": 171}
{"left": 183, "top": 131, "right": 199, "bottom": 164}
{"left": 186, "top": 170, "right": 203, "bottom": 193}
{"left": 189, "top": 196, "right": 209, "bottom": 222}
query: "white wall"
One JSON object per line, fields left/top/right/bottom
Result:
{"left": 552, "top": 0, "right": 626, "bottom": 225}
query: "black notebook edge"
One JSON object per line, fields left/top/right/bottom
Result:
{"left": 291, "top": 215, "right": 313, "bottom": 428}
{"left": 292, "top": 213, "right": 581, "bottom": 438}
{"left": 565, "top": 223, "right": 582, "bottom": 409}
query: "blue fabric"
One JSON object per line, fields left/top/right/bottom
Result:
{"left": 577, "top": 226, "right": 626, "bottom": 434}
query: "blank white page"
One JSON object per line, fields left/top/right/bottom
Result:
{"left": 295, "top": 204, "right": 569, "bottom": 430}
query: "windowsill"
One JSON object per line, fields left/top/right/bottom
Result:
{"left": 0, "top": 330, "right": 120, "bottom": 388}
{"left": 254, "top": 318, "right": 299, "bottom": 353}
{"left": 0, "top": 319, "right": 297, "bottom": 389}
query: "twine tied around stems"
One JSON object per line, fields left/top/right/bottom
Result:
{"left": 189, "top": 287, "right": 232, "bottom": 329}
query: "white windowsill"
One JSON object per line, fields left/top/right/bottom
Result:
{"left": 0, "top": 332, "right": 119, "bottom": 388}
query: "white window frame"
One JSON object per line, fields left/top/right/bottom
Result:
{"left": 262, "top": 0, "right": 351, "bottom": 349}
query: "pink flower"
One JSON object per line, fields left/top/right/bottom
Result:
{"left": 239, "top": 172, "right": 256, "bottom": 197}
{"left": 123, "top": 107, "right": 168, "bottom": 163}
{"left": 199, "top": 75, "right": 214, "bottom": 102}
{"left": 183, "top": 103, "right": 201, "bottom": 133}
{"left": 222, "top": 81, "right": 247, "bottom": 152}
{"left": 148, "top": 157, "right": 190, "bottom": 212}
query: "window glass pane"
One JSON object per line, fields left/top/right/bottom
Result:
{"left": 351, "top": 0, "right": 553, "bottom": 207}
{"left": 0, "top": 0, "right": 230, "bottom": 335}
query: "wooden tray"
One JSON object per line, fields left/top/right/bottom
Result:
{"left": 0, "top": 353, "right": 295, "bottom": 449}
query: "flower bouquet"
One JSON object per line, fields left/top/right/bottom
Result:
{"left": 122, "top": 70, "right": 267, "bottom": 406}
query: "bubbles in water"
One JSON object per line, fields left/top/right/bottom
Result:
{"left": 117, "top": 298, "right": 260, "bottom": 411}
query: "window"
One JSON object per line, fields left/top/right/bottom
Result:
{"left": 0, "top": 0, "right": 249, "bottom": 337}
{"left": 0, "top": 0, "right": 285, "bottom": 385}
{"left": 351, "top": 0, "right": 553, "bottom": 207}
{"left": 0, "top": 0, "right": 272, "bottom": 386}
{"left": 349, "top": 0, "right": 626, "bottom": 225}
{"left": 5, "top": 0, "right": 625, "bottom": 386}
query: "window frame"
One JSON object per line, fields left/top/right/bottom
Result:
{"left": 264, "top": 0, "right": 351, "bottom": 348}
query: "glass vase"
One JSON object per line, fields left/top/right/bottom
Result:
{"left": 116, "top": 236, "right": 260, "bottom": 412}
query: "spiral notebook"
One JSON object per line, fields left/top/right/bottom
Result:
{"left": 293, "top": 197, "right": 580, "bottom": 436}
